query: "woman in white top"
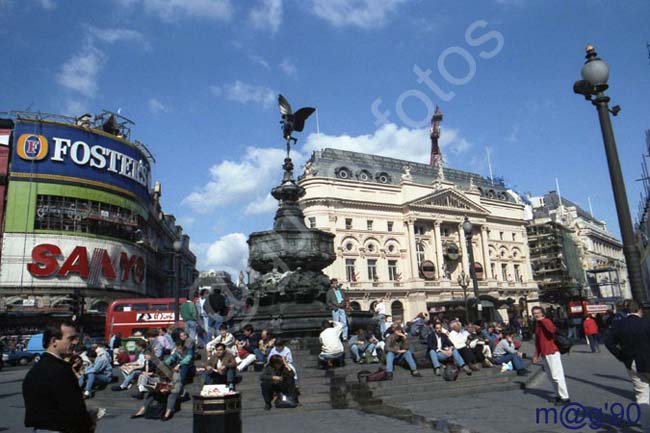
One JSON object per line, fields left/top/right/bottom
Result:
{"left": 374, "top": 298, "right": 387, "bottom": 334}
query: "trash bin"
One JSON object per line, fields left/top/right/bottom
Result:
{"left": 193, "top": 393, "right": 241, "bottom": 433}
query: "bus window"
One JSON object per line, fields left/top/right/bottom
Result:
{"left": 114, "top": 304, "right": 129, "bottom": 312}
{"left": 151, "top": 304, "right": 168, "bottom": 311}
{"left": 132, "top": 304, "right": 149, "bottom": 311}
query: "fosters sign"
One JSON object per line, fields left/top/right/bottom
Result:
{"left": 0, "top": 234, "right": 147, "bottom": 294}
{"left": 12, "top": 120, "right": 151, "bottom": 203}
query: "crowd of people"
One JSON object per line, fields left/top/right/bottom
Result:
{"left": 18, "top": 278, "right": 650, "bottom": 432}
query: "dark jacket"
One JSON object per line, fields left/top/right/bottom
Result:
{"left": 23, "top": 352, "right": 94, "bottom": 433}
{"left": 426, "top": 332, "right": 454, "bottom": 352}
{"left": 326, "top": 287, "right": 346, "bottom": 311}
{"left": 260, "top": 363, "right": 294, "bottom": 384}
{"left": 606, "top": 314, "right": 650, "bottom": 372}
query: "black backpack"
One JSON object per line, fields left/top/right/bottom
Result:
{"left": 442, "top": 364, "right": 459, "bottom": 381}
{"left": 553, "top": 329, "right": 573, "bottom": 354}
{"left": 208, "top": 292, "right": 227, "bottom": 315}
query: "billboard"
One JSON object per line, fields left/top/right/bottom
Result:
{"left": 11, "top": 120, "right": 151, "bottom": 203}
{"left": 0, "top": 233, "right": 147, "bottom": 294}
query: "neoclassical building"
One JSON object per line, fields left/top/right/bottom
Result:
{"left": 298, "top": 148, "right": 539, "bottom": 323}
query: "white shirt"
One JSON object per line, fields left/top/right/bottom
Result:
{"left": 198, "top": 298, "right": 207, "bottom": 316}
{"left": 448, "top": 330, "right": 469, "bottom": 349}
{"left": 320, "top": 322, "right": 344, "bottom": 355}
{"left": 375, "top": 302, "right": 386, "bottom": 315}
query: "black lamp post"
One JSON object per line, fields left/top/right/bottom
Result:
{"left": 457, "top": 270, "right": 471, "bottom": 324}
{"left": 573, "top": 45, "right": 646, "bottom": 305}
{"left": 173, "top": 239, "right": 182, "bottom": 328}
{"left": 462, "top": 216, "right": 481, "bottom": 321}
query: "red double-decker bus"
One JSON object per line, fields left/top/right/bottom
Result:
{"left": 105, "top": 298, "right": 186, "bottom": 341}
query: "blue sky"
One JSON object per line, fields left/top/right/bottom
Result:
{"left": 2, "top": 0, "right": 650, "bottom": 274}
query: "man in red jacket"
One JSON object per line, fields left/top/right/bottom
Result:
{"left": 583, "top": 314, "right": 600, "bottom": 353}
{"left": 532, "top": 306, "right": 570, "bottom": 405}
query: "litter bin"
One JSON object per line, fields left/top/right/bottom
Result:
{"left": 193, "top": 393, "right": 241, "bottom": 433}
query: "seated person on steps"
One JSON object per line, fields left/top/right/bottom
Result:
{"left": 349, "top": 327, "right": 379, "bottom": 364}
{"left": 493, "top": 329, "right": 529, "bottom": 376}
{"left": 260, "top": 354, "right": 298, "bottom": 411}
{"left": 203, "top": 343, "right": 239, "bottom": 390}
{"left": 385, "top": 327, "right": 421, "bottom": 380}
{"left": 318, "top": 320, "right": 345, "bottom": 368}
{"left": 427, "top": 322, "right": 473, "bottom": 376}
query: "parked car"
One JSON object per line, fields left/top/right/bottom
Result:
{"left": 1, "top": 334, "right": 44, "bottom": 366}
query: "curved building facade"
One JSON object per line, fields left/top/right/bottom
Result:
{"left": 0, "top": 113, "right": 196, "bottom": 334}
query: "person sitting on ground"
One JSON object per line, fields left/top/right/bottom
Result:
{"left": 318, "top": 320, "right": 345, "bottom": 368}
{"left": 156, "top": 328, "right": 174, "bottom": 357}
{"left": 427, "top": 322, "right": 473, "bottom": 376}
{"left": 260, "top": 354, "right": 298, "bottom": 411}
{"left": 406, "top": 312, "right": 428, "bottom": 337}
{"left": 78, "top": 347, "right": 113, "bottom": 398}
{"left": 238, "top": 324, "right": 264, "bottom": 362}
{"left": 203, "top": 343, "right": 238, "bottom": 390}
{"left": 71, "top": 354, "right": 84, "bottom": 380}
{"left": 482, "top": 323, "right": 500, "bottom": 351}
{"left": 385, "top": 326, "right": 421, "bottom": 380}
{"left": 349, "top": 328, "right": 379, "bottom": 364}
{"left": 267, "top": 338, "right": 298, "bottom": 381}
{"left": 146, "top": 328, "right": 165, "bottom": 359}
{"left": 448, "top": 321, "right": 480, "bottom": 371}
{"left": 176, "top": 330, "right": 196, "bottom": 384}
{"left": 466, "top": 324, "right": 493, "bottom": 367}
{"left": 234, "top": 339, "right": 257, "bottom": 372}
{"left": 206, "top": 324, "right": 236, "bottom": 354}
{"left": 383, "top": 319, "right": 403, "bottom": 340}
{"left": 113, "top": 339, "right": 148, "bottom": 391}
{"left": 131, "top": 342, "right": 188, "bottom": 421}
{"left": 493, "top": 329, "right": 529, "bottom": 376}
{"left": 258, "top": 329, "right": 275, "bottom": 360}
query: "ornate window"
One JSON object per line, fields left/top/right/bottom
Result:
{"left": 388, "top": 260, "right": 399, "bottom": 281}
{"left": 357, "top": 169, "right": 372, "bottom": 182}
{"left": 335, "top": 166, "right": 352, "bottom": 179}
{"left": 375, "top": 172, "right": 391, "bottom": 184}
{"left": 346, "top": 259, "right": 356, "bottom": 282}
{"left": 367, "top": 259, "right": 378, "bottom": 281}
{"left": 416, "top": 242, "right": 426, "bottom": 270}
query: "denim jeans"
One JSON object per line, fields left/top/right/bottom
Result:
{"left": 385, "top": 351, "right": 417, "bottom": 372}
{"left": 494, "top": 353, "right": 525, "bottom": 371}
{"left": 208, "top": 314, "right": 223, "bottom": 339}
{"left": 253, "top": 348, "right": 265, "bottom": 362}
{"left": 80, "top": 372, "right": 112, "bottom": 393}
{"left": 587, "top": 335, "right": 600, "bottom": 353}
{"left": 331, "top": 309, "right": 348, "bottom": 340}
{"left": 378, "top": 314, "right": 386, "bottom": 334}
{"left": 184, "top": 320, "right": 198, "bottom": 342}
{"left": 429, "top": 349, "right": 465, "bottom": 369}
{"left": 120, "top": 369, "right": 142, "bottom": 388}
{"left": 351, "top": 343, "right": 376, "bottom": 361}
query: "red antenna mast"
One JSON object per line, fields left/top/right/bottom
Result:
{"left": 429, "top": 106, "right": 443, "bottom": 167}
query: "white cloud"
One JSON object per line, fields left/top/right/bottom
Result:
{"left": 245, "top": 194, "right": 277, "bottom": 215}
{"left": 203, "top": 233, "right": 249, "bottom": 275}
{"left": 249, "top": 0, "right": 283, "bottom": 34}
{"left": 127, "top": 0, "right": 233, "bottom": 21}
{"left": 249, "top": 53, "right": 271, "bottom": 71}
{"left": 62, "top": 99, "right": 89, "bottom": 117}
{"left": 177, "top": 215, "right": 195, "bottom": 228}
{"left": 56, "top": 46, "right": 105, "bottom": 98}
{"left": 302, "top": 123, "right": 471, "bottom": 165}
{"left": 37, "top": 0, "right": 56, "bottom": 10}
{"left": 87, "top": 26, "right": 149, "bottom": 48}
{"left": 278, "top": 58, "right": 297, "bottom": 78}
{"left": 213, "top": 81, "right": 276, "bottom": 109}
{"left": 148, "top": 98, "right": 169, "bottom": 114}
{"left": 310, "top": 0, "right": 406, "bottom": 29}
{"left": 183, "top": 146, "right": 296, "bottom": 213}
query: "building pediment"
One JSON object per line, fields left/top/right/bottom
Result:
{"left": 407, "top": 188, "right": 490, "bottom": 215}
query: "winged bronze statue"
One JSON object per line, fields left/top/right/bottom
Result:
{"left": 278, "top": 94, "right": 315, "bottom": 156}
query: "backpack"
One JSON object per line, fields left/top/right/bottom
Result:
{"left": 553, "top": 330, "right": 573, "bottom": 354}
{"left": 442, "top": 364, "right": 459, "bottom": 381}
{"left": 357, "top": 370, "right": 372, "bottom": 383}
{"left": 365, "top": 367, "right": 388, "bottom": 382}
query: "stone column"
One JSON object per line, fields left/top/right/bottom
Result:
{"left": 458, "top": 223, "right": 469, "bottom": 274}
{"left": 405, "top": 220, "right": 419, "bottom": 280}
{"left": 434, "top": 221, "right": 444, "bottom": 279}
{"left": 481, "top": 225, "right": 491, "bottom": 279}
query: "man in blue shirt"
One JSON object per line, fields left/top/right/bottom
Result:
{"left": 325, "top": 278, "right": 348, "bottom": 341}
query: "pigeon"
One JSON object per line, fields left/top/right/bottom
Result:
{"left": 278, "top": 94, "right": 315, "bottom": 142}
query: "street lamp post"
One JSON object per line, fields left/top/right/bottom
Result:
{"left": 462, "top": 216, "right": 482, "bottom": 321}
{"left": 457, "top": 270, "right": 471, "bottom": 324}
{"left": 173, "top": 239, "right": 183, "bottom": 328}
{"left": 573, "top": 45, "right": 646, "bottom": 305}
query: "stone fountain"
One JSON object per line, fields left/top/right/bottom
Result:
{"left": 244, "top": 95, "right": 338, "bottom": 335}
